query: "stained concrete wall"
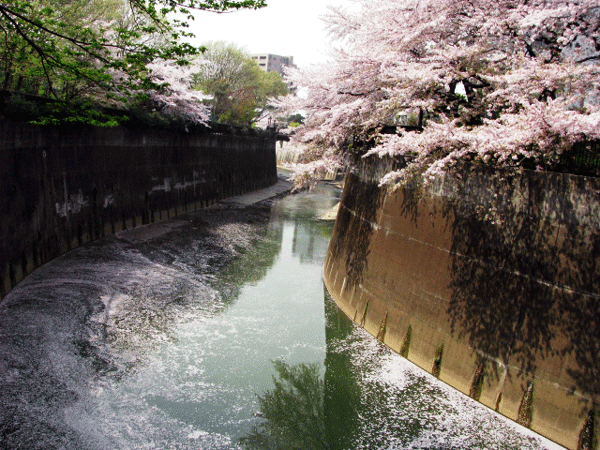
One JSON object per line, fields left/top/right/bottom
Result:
{"left": 323, "top": 155, "right": 600, "bottom": 450}
{"left": 0, "top": 120, "right": 277, "bottom": 298}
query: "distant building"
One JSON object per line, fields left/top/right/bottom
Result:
{"left": 251, "top": 54, "right": 296, "bottom": 78}
{"left": 251, "top": 53, "right": 298, "bottom": 95}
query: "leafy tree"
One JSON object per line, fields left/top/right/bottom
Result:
{"left": 276, "top": 0, "right": 600, "bottom": 184}
{"left": 255, "top": 70, "right": 289, "bottom": 118}
{"left": 1, "top": 0, "right": 120, "bottom": 98}
{"left": 0, "top": 0, "right": 266, "bottom": 106}
{"left": 192, "top": 41, "right": 288, "bottom": 126}
{"left": 287, "top": 113, "right": 304, "bottom": 125}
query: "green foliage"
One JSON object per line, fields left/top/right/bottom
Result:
{"left": 256, "top": 70, "right": 288, "bottom": 108}
{"left": 469, "top": 363, "right": 485, "bottom": 401}
{"left": 517, "top": 382, "right": 534, "bottom": 428}
{"left": 240, "top": 360, "right": 328, "bottom": 450}
{"left": 30, "top": 102, "right": 129, "bottom": 127}
{"left": 192, "top": 41, "right": 288, "bottom": 126}
{"left": 432, "top": 343, "right": 444, "bottom": 378}
{"left": 287, "top": 113, "right": 304, "bottom": 124}
{"left": 0, "top": 0, "right": 266, "bottom": 124}
{"left": 1, "top": 93, "right": 128, "bottom": 126}
{"left": 400, "top": 324, "right": 412, "bottom": 358}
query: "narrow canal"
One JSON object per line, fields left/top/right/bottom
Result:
{"left": 0, "top": 180, "right": 564, "bottom": 449}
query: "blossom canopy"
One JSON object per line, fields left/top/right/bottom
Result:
{"left": 276, "top": 0, "right": 600, "bottom": 184}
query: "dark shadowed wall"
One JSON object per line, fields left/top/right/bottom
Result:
{"left": 324, "top": 155, "right": 600, "bottom": 450}
{"left": 0, "top": 120, "right": 277, "bottom": 297}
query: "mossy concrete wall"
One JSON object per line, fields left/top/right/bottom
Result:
{"left": 0, "top": 120, "right": 277, "bottom": 298}
{"left": 323, "top": 155, "right": 600, "bottom": 450}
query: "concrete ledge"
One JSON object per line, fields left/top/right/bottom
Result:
{"left": 220, "top": 178, "right": 293, "bottom": 206}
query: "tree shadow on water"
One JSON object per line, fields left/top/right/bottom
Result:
{"left": 239, "top": 360, "right": 329, "bottom": 450}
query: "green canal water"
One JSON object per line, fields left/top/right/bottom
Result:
{"left": 0, "top": 182, "right": 565, "bottom": 449}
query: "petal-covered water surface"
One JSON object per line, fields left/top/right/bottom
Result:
{"left": 0, "top": 182, "right": 564, "bottom": 449}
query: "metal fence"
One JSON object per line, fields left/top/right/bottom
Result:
{"left": 557, "top": 140, "right": 600, "bottom": 177}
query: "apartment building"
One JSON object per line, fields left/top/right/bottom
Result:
{"left": 251, "top": 54, "right": 296, "bottom": 77}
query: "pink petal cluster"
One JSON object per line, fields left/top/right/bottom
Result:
{"left": 288, "top": 156, "right": 342, "bottom": 187}
{"left": 146, "top": 60, "right": 211, "bottom": 125}
{"left": 276, "top": 0, "right": 600, "bottom": 184}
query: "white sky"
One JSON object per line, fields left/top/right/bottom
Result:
{"left": 186, "top": 0, "right": 349, "bottom": 68}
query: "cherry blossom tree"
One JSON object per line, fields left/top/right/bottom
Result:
{"left": 277, "top": 0, "right": 600, "bottom": 185}
{"left": 145, "top": 60, "right": 211, "bottom": 125}
{"left": 0, "top": 0, "right": 265, "bottom": 119}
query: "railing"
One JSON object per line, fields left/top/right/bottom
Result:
{"left": 557, "top": 140, "right": 600, "bottom": 176}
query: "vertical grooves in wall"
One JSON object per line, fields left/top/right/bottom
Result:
{"left": 0, "top": 121, "right": 277, "bottom": 298}
{"left": 322, "top": 154, "right": 600, "bottom": 450}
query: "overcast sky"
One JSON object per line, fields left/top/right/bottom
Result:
{"left": 186, "top": 0, "right": 349, "bottom": 68}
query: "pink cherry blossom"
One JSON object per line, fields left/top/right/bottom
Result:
{"left": 275, "top": 0, "right": 600, "bottom": 185}
{"left": 146, "top": 60, "right": 211, "bottom": 125}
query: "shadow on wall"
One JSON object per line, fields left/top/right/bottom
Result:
{"left": 324, "top": 154, "right": 600, "bottom": 449}
{"left": 438, "top": 165, "right": 600, "bottom": 407}
{"left": 328, "top": 170, "right": 385, "bottom": 290}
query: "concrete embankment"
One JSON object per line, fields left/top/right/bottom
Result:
{"left": 323, "top": 155, "right": 600, "bottom": 450}
{"left": 0, "top": 120, "right": 278, "bottom": 298}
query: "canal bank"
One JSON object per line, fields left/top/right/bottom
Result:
{"left": 323, "top": 155, "right": 600, "bottom": 450}
{"left": 0, "top": 120, "right": 279, "bottom": 298}
{"left": 0, "top": 178, "right": 564, "bottom": 449}
{"left": 0, "top": 177, "right": 292, "bottom": 449}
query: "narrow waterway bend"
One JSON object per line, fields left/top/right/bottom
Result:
{"left": 0, "top": 182, "right": 564, "bottom": 449}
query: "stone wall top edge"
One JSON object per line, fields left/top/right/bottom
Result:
{"left": 353, "top": 155, "right": 600, "bottom": 229}
{"left": 0, "top": 120, "right": 276, "bottom": 150}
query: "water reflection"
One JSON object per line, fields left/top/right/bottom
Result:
{"left": 323, "top": 288, "right": 361, "bottom": 449}
{"left": 241, "top": 360, "right": 328, "bottom": 450}
{"left": 271, "top": 183, "right": 337, "bottom": 265}
{"left": 91, "top": 185, "right": 341, "bottom": 449}
{"left": 0, "top": 179, "right": 564, "bottom": 450}
{"left": 243, "top": 289, "right": 563, "bottom": 450}
{"left": 323, "top": 290, "right": 435, "bottom": 450}
{"left": 214, "top": 214, "right": 283, "bottom": 305}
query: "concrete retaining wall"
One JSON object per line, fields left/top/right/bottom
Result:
{"left": 0, "top": 120, "right": 277, "bottom": 298}
{"left": 323, "top": 155, "right": 600, "bottom": 450}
